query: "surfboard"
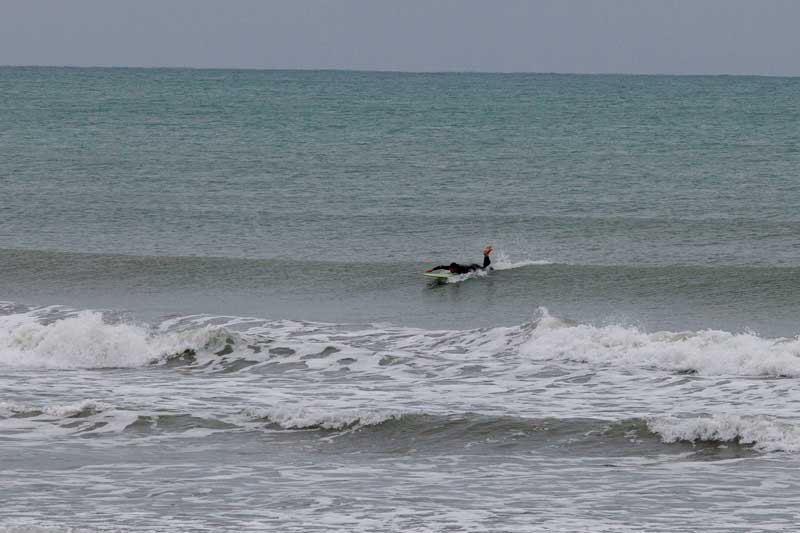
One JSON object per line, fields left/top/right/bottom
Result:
{"left": 423, "top": 271, "right": 454, "bottom": 280}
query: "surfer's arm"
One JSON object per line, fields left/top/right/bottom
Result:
{"left": 482, "top": 246, "right": 492, "bottom": 268}
{"left": 426, "top": 265, "right": 449, "bottom": 272}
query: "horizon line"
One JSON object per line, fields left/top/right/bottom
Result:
{"left": 1, "top": 64, "right": 798, "bottom": 79}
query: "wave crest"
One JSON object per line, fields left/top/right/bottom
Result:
{"left": 5, "top": 304, "right": 800, "bottom": 379}
{"left": 0, "top": 399, "right": 108, "bottom": 419}
{"left": 647, "top": 414, "right": 800, "bottom": 453}
{"left": 522, "top": 308, "right": 800, "bottom": 377}
{"left": 0, "top": 309, "right": 221, "bottom": 369}
{"left": 244, "top": 405, "right": 409, "bottom": 430}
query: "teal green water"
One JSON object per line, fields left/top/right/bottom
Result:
{"left": 2, "top": 67, "right": 800, "bottom": 332}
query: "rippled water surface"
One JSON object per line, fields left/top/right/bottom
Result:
{"left": 2, "top": 68, "right": 800, "bottom": 531}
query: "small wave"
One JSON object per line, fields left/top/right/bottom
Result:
{"left": 0, "top": 309, "right": 225, "bottom": 369}
{"left": 124, "top": 413, "right": 237, "bottom": 434}
{"left": 41, "top": 399, "right": 107, "bottom": 418}
{"left": 242, "top": 408, "right": 799, "bottom": 455}
{"left": 5, "top": 395, "right": 796, "bottom": 455}
{"left": 522, "top": 308, "right": 800, "bottom": 377}
{"left": 244, "top": 405, "right": 409, "bottom": 430}
{"left": 0, "top": 399, "right": 109, "bottom": 420}
{"left": 1, "top": 398, "right": 235, "bottom": 438}
{"left": 0, "top": 398, "right": 140, "bottom": 438}
{"left": 647, "top": 414, "right": 800, "bottom": 453}
{"left": 0, "top": 401, "right": 28, "bottom": 418}
{"left": 243, "top": 407, "right": 587, "bottom": 443}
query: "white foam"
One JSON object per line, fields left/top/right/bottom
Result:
{"left": 521, "top": 308, "right": 800, "bottom": 377}
{"left": 244, "top": 405, "right": 408, "bottom": 430}
{"left": 446, "top": 268, "right": 490, "bottom": 283}
{"left": 0, "top": 398, "right": 142, "bottom": 440}
{"left": 0, "top": 399, "right": 106, "bottom": 419}
{"left": 443, "top": 251, "right": 550, "bottom": 283}
{"left": 648, "top": 414, "right": 800, "bottom": 453}
{"left": 0, "top": 401, "right": 27, "bottom": 418}
{"left": 6, "top": 303, "right": 800, "bottom": 381}
{"left": 491, "top": 251, "right": 552, "bottom": 270}
{"left": 206, "top": 307, "right": 800, "bottom": 379}
{"left": 41, "top": 399, "right": 107, "bottom": 418}
{"left": 0, "top": 310, "right": 218, "bottom": 369}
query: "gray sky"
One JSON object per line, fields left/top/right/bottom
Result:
{"left": 2, "top": 0, "right": 799, "bottom": 75}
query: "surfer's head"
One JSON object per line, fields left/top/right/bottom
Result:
{"left": 449, "top": 262, "right": 458, "bottom": 272}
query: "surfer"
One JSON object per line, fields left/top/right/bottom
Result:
{"left": 426, "top": 246, "right": 492, "bottom": 274}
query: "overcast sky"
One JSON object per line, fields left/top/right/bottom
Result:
{"left": 2, "top": 0, "right": 799, "bottom": 75}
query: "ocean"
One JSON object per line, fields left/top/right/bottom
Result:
{"left": 2, "top": 67, "right": 800, "bottom": 532}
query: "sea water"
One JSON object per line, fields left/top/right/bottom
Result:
{"left": 2, "top": 67, "right": 800, "bottom": 531}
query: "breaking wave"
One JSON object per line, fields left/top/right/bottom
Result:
{"left": 0, "top": 308, "right": 226, "bottom": 369}
{"left": 521, "top": 308, "right": 800, "bottom": 377}
{"left": 244, "top": 405, "right": 411, "bottom": 430}
{"left": 0, "top": 399, "right": 108, "bottom": 419}
{"left": 2, "top": 304, "right": 800, "bottom": 379}
{"left": 251, "top": 409, "right": 800, "bottom": 455}
{"left": 647, "top": 414, "right": 800, "bottom": 453}
{"left": 3, "top": 394, "right": 799, "bottom": 455}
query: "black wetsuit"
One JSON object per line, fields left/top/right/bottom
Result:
{"left": 430, "top": 254, "right": 491, "bottom": 274}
